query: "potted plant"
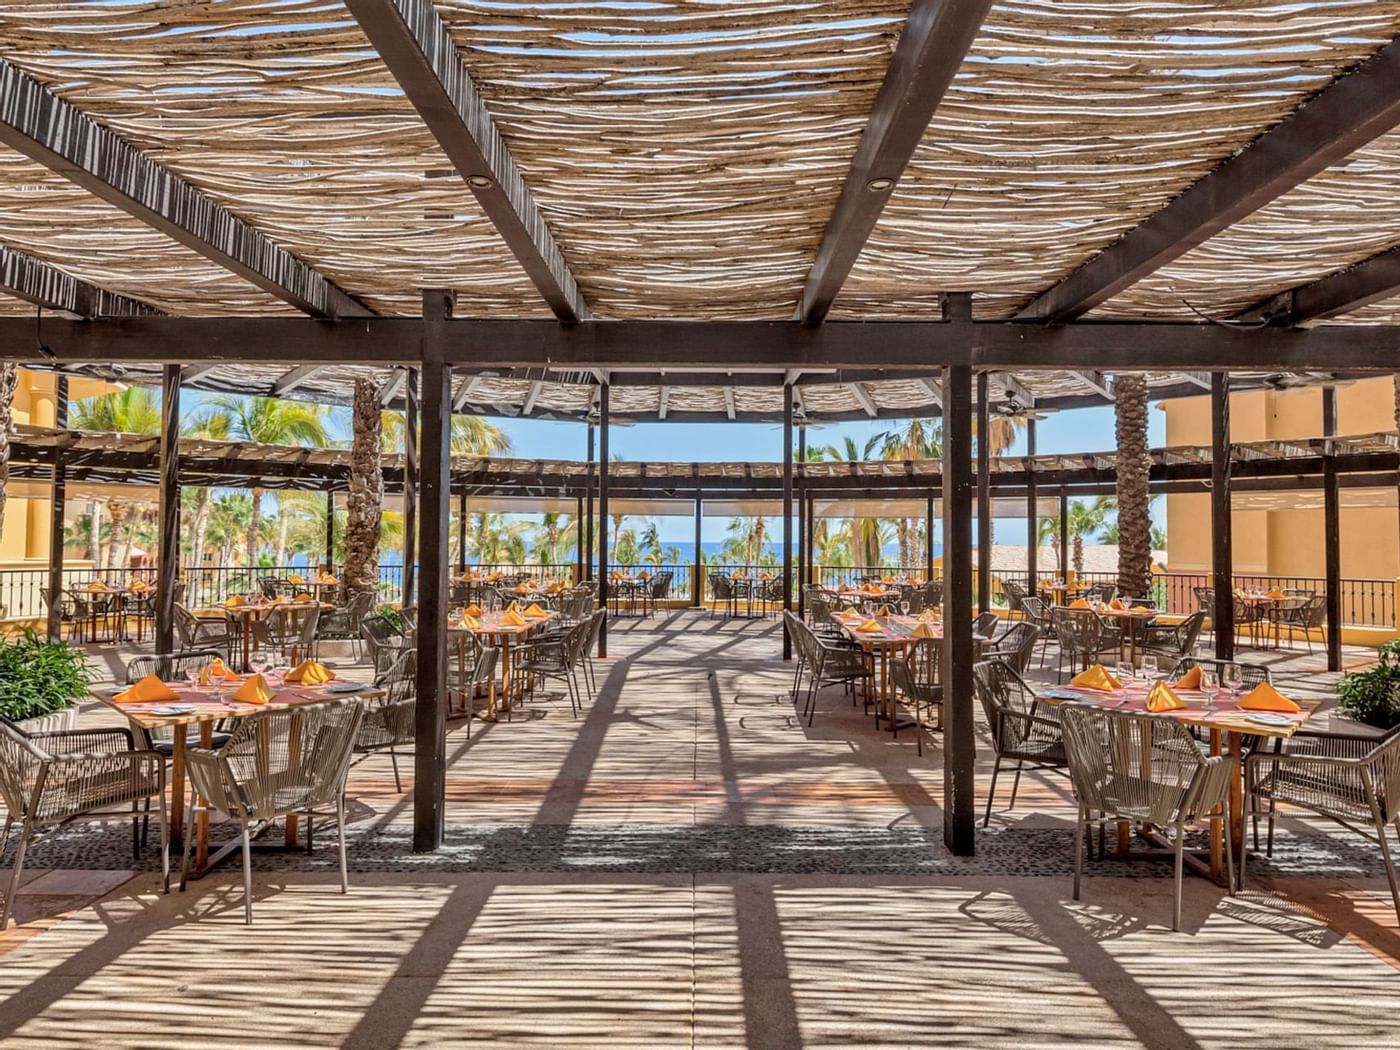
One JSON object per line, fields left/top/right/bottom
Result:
{"left": 0, "top": 630, "right": 93, "bottom": 734}
{"left": 1336, "top": 639, "right": 1400, "bottom": 730}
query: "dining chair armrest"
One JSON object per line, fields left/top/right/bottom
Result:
{"left": 31, "top": 726, "right": 136, "bottom": 755}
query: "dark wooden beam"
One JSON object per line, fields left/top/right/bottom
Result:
{"left": 1017, "top": 38, "right": 1400, "bottom": 322}
{"left": 346, "top": 0, "right": 584, "bottom": 321}
{"left": 1059, "top": 491, "right": 1068, "bottom": 583}
{"left": 325, "top": 490, "right": 336, "bottom": 573}
{"left": 413, "top": 290, "right": 453, "bottom": 853}
{"left": 694, "top": 492, "right": 704, "bottom": 608}
{"left": 45, "top": 375, "right": 66, "bottom": 641}
{"left": 782, "top": 384, "right": 794, "bottom": 660}
{"left": 402, "top": 367, "right": 419, "bottom": 609}
{"left": 1025, "top": 419, "right": 1037, "bottom": 596}
{"left": 1, "top": 245, "right": 160, "bottom": 318}
{"left": 1238, "top": 245, "right": 1400, "bottom": 325}
{"left": 1322, "top": 385, "right": 1342, "bottom": 671}
{"left": 0, "top": 60, "right": 373, "bottom": 319}
{"left": 797, "top": 0, "right": 993, "bottom": 322}
{"left": 1211, "top": 374, "right": 1235, "bottom": 660}
{"left": 597, "top": 386, "right": 609, "bottom": 657}
{"left": 273, "top": 364, "right": 325, "bottom": 397}
{"left": 584, "top": 424, "right": 595, "bottom": 582}
{"left": 21, "top": 317, "right": 1400, "bottom": 372}
{"left": 155, "top": 365, "right": 179, "bottom": 656}
{"left": 941, "top": 362, "right": 975, "bottom": 856}
{"left": 458, "top": 490, "right": 469, "bottom": 577}
{"left": 976, "top": 370, "right": 991, "bottom": 614}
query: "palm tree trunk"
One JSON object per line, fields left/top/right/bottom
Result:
{"left": 274, "top": 501, "right": 290, "bottom": 567}
{"left": 1073, "top": 531, "right": 1084, "bottom": 576}
{"left": 191, "top": 489, "right": 211, "bottom": 565}
{"left": 1114, "top": 374, "right": 1152, "bottom": 599}
{"left": 0, "top": 364, "right": 14, "bottom": 545}
{"left": 245, "top": 488, "right": 263, "bottom": 569}
{"left": 90, "top": 501, "right": 101, "bottom": 565}
{"left": 344, "top": 378, "right": 384, "bottom": 603}
{"left": 106, "top": 502, "right": 129, "bottom": 570}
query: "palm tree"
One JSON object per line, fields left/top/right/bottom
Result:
{"left": 71, "top": 388, "right": 162, "bottom": 568}
{"left": 198, "top": 396, "right": 328, "bottom": 568}
{"left": 820, "top": 435, "right": 886, "bottom": 570}
{"left": 877, "top": 419, "right": 942, "bottom": 569}
{"left": 531, "top": 512, "right": 578, "bottom": 566}
{"left": 182, "top": 408, "right": 232, "bottom": 566}
{"left": 1065, "top": 497, "right": 1116, "bottom": 576}
{"left": 639, "top": 520, "right": 665, "bottom": 567}
{"left": 1114, "top": 374, "right": 1152, "bottom": 598}
{"left": 381, "top": 408, "right": 511, "bottom": 456}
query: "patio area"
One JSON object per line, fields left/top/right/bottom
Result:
{"left": 1, "top": 614, "right": 1395, "bottom": 1048}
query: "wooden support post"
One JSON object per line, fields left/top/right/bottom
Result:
{"left": 1059, "top": 490, "right": 1069, "bottom": 583}
{"left": 782, "top": 384, "right": 794, "bottom": 660}
{"left": 402, "top": 367, "right": 419, "bottom": 608}
{"left": 574, "top": 495, "right": 584, "bottom": 583}
{"left": 693, "top": 494, "right": 704, "bottom": 608}
{"left": 797, "top": 424, "right": 806, "bottom": 621}
{"left": 942, "top": 361, "right": 976, "bottom": 856}
{"left": 1211, "top": 373, "right": 1235, "bottom": 661}
{"left": 155, "top": 365, "right": 180, "bottom": 656}
{"left": 598, "top": 386, "right": 609, "bottom": 656}
{"left": 457, "top": 490, "right": 468, "bottom": 575}
{"left": 925, "top": 492, "right": 935, "bottom": 580}
{"left": 1323, "top": 385, "right": 1342, "bottom": 671}
{"left": 45, "top": 376, "right": 67, "bottom": 641}
{"left": 976, "top": 370, "right": 991, "bottom": 614}
{"left": 1025, "top": 420, "right": 1038, "bottom": 599}
{"left": 585, "top": 424, "right": 595, "bottom": 581}
{"left": 324, "top": 490, "right": 336, "bottom": 573}
{"left": 413, "top": 289, "right": 453, "bottom": 853}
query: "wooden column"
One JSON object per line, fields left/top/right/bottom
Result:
{"left": 1323, "top": 385, "right": 1342, "bottom": 671}
{"left": 693, "top": 493, "right": 703, "bottom": 608}
{"left": 796, "top": 424, "right": 806, "bottom": 621}
{"left": 597, "top": 385, "right": 609, "bottom": 657}
{"left": 457, "top": 491, "right": 468, "bottom": 575}
{"left": 805, "top": 491, "right": 816, "bottom": 591}
{"left": 574, "top": 494, "right": 584, "bottom": 583}
{"left": 402, "top": 367, "right": 419, "bottom": 608}
{"left": 782, "top": 384, "right": 794, "bottom": 660}
{"left": 942, "top": 360, "right": 976, "bottom": 856}
{"left": 1211, "top": 373, "right": 1235, "bottom": 661}
{"left": 413, "top": 289, "right": 453, "bottom": 853}
{"left": 585, "top": 424, "right": 595, "bottom": 581}
{"left": 45, "top": 376, "right": 67, "bottom": 641}
{"left": 925, "top": 492, "right": 935, "bottom": 580}
{"left": 324, "top": 492, "right": 336, "bottom": 576}
{"left": 1025, "top": 419, "right": 1037, "bottom": 598}
{"left": 154, "top": 366, "right": 180, "bottom": 656}
{"left": 976, "top": 370, "right": 991, "bottom": 614}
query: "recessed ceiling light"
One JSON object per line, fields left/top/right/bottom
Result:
{"left": 867, "top": 177, "right": 895, "bottom": 192}
{"left": 466, "top": 175, "right": 493, "bottom": 189}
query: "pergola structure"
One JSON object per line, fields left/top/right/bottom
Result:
{"left": 3, "top": 1, "right": 1400, "bottom": 853}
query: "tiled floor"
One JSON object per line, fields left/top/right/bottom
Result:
{"left": 1, "top": 612, "right": 1397, "bottom": 1048}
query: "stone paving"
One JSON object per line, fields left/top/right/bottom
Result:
{"left": 0, "top": 611, "right": 1397, "bottom": 1048}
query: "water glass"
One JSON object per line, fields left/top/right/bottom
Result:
{"left": 1222, "top": 664, "right": 1243, "bottom": 700}
{"left": 899, "top": 600, "right": 911, "bottom": 617}
{"left": 1200, "top": 669, "right": 1218, "bottom": 711}
{"left": 1117, "top": 660, "right": 1133, "bottom": 683}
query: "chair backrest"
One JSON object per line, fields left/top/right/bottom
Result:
{"left": 374, "top": 647, "right": 418, "bottom": 702}
{"left": 993, "top": 621, "right": 1041, "bottom": 673}
{"left": 0, "top": 719, "right": 48, "bottom": 818}
{"left": 1193, "top": 587, "right": 1215, "bottom": 617}
{"left": 1051, "top": 608, "right": 1102, "bottom": 654}
{"left": 1301, "top": 594, "right": 1327, "bottom": 627}
{"left": 1020, "top": 595, "right": 1048, "bottom": 627}
{"left": 890, "top": 637, "right": 939, "bottom": 698}
{"left": 972, "top": 611, "right": 1000, "bottom": 638}
{"left": 1060, "top": 704, "right": 1215, "bottom": 824}
{"left": 1170, "top": 656, "right": 1271, "bottom": 689}
{"left": 201, "top": 698, "right": 366, "bottom": 816}
{"left": 924, "top": 580, "right": 943, "bottom": 608}
{"left": 258, "top": 576, "right": 286, "bottom": 600}
{"left": 126, "top": 648, "right": 227, "bottom": 685}
{"left": 344, "top": 590, "right": 375, "bottom": 626}
{"left": 173, "top": 603, "right": 204, "bottom": 645}
{"left": 972, "top": 659, "right": 1041, "bottom": 751}
{"left": 1001, "top": 579, "right": 1027, "bottom": 614}
{"left": 1088, "top": 582, "right": 1117, "bottom": 603}
{"left": 710, "top": 573, "right": 733, "bottom": 599}
{"left": 1175, "top": 610, "right": 1206, "bottom": 656}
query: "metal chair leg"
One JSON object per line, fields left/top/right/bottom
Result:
{"left": 336, "top": 796, "right": 349, "bottom": 894}
{"left": 1, "top": 820, "right": 34, "bottom": 929}
{"left": 983, "top": 756, "right": 1002, "bottom": 828}
{"left": 1072, "top": 805, "right": 1084, "bottom": 901}
{"left": 1172, "top": 824, "right": 1186, "bottom": 932}
{"left": 178, "top": 794, "right": 198, "bottom": 892}
{"left": 1372, "top": 810, "right": 1400, "bottom": 925}
{"left": 241, "top": 820, "right": 254, "bottom": 925}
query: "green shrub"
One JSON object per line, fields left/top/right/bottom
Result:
{"left": 1337, "top": 639, "right": 1400, "bottom": 729}
{"left": 377, "top": 605, "right": 405, "bottom": 633}
{"left": 0, "top": 630, "right": 93, "bottom": 722}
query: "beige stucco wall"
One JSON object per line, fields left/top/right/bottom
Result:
{"left": 1163, "top": 376, "right": 1399, "bottom": 583}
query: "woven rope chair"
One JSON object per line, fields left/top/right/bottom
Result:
{"left": 890, "top": 637, "right": 941, "bottom": 755}
{"left": 175, "top": 603, "right": 238, "bottom": 654}
{"left": 315, "top": 591, "right": 374, "bottom": 661}
{"left": 358, "top": 648, "right": 417, "bottom": 791}
{"left": 1019, "top": 595, "right": 1055, "bottom": 667}
{"left": 180, "top": 697, "right": 365, "bottom": 924}
{"left": 361, "top": 613, "right": 411, "bottom": 674}
{"left": 252, "top": 606, "right": 320, "bottom": 666}
{"left": 1050, "top": 607, "right": 1120, "bottom": 682}
{"left": 1061, "top": 704, "right": 1236, "bottom": 931}
{"left": 1139, "top": 611, "right": 1206, "bottom": 666}
{"left": 974, "top": 659, "right": 1067, "bottom": 827}
{"left": 981, "top": 621, "right": 1042, "bottom": 675}
{"left": 1, "top": 721, "right": 168, "bottom": 928}
{"left": 512, "top": 618, "right": 593, "bottom": 717}
{"left": 1244, "top": 727, "right": 1400, "bottom": 922}
{"left": 794, "top": 617, "right": 870, "bottom": 727}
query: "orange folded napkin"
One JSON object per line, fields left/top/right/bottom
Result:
{"left": 1069, "top": 598, "right": 1091, "bottom": 609}
{"left": 199, "top": 658, "right": 240, "bottom": 686}
{"left": 460, "top": 613, "right": 481, "bottom": 629}
{"left": 548, "top": 582, "right": 566, "bottom": 593}
{"left": 294, "top": 592, "right": 314, "bottom": 602}
{"left": 1145, "top": 680, "right": 1186, "bottom": 712}
{"left": 638, "top": 572, "right": 650, "bottom": 580}
{"left": 1265, "top": 589, "right": 1287, "bottom": 600}
{"left": 502, "top": 609, "right": 528, "bottom": 627}
{"left": 504, "top": 600, "right": 520, "bottom": 613}
{"left": 877, "top": 604, "right": 893, "bottom": 617}
{"left": 1237, "top": 682, "right": 1300, "bottom": 713}
{"left": 130, "top": 580, "right": 149, "bottom": 592}
{"left": 917, "top": 610, "right": 940, "bottom": 623}
{"left": 232, "top": 674, "right": 272, "bottom": 705}
{"left": 88, "top": 580, "right": 109, "bottom": 592}
{"left": 523, "top": 603, "right": 549, "bottom": 619}
{"left": 516, "top": 583, "right": 534, "bottom": 593}
{"left": 288, "top": 574, "right": 306, "bottom": 584}
{"left": 856, "top": 619, "right": 884, "bottom": 634}
{"left": 224, "top": 595, "right": 246, "bottom": 608}
{"left": 285, "top": 659, "right": 335, "bottom": 685}
{"left": 841, "top": 606, "right": 860, "bottom": 616}
{"left": 1171, "top": 665, "right": 1203, "bottom": 690}
{"left": 463, "top": 603, "right": 484, "bottom": 617}
{"left": 1109, "top": 598, "right": 1126, "bottom": 610}
{"left": 319, "top": 574, "right": 337, "bottom": 584}
{"left": 114, "top": 674, "right": 179, "bottom": 703}
{"left": 759, "top": 573, "right": 771, "bottom": 580}
{"left": 1070, "top": 665, "right": 1123, "bottom": 692}
{"left": 912, "top": 622, "right": 939, "bottom": 640}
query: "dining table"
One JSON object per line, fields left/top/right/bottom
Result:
{"left": 77, "top": 584, "right": 136, "bottom": 643}
{"left": 1036, "top": 675, "right": 1320, "bottom": 885}
{"left": 94, "top": 672, "right": 383, "bottom": 877}
{"left": 1090, "top": 603, "right": 1160, "bottom": 666}
{"left": 450, "top": 607, "right": 558, "bottom": 719}
{"left": 829, "top": 610, "right": 994, "bottom": 733}
{"left": 1237, "top": 591, "right": 1293, "bottom": 648}
{"left": 201, "top": 597, "right": 334, "bottom": 671}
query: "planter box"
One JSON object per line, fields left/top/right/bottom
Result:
{"left": 13, "top": 705, "right": 79, "bottom": 736}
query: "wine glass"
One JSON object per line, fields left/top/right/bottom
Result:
{"left": 899, "top": 600, "right": 911, "bottom": 618}
{"left": 1117, "top": 658, "right": 1133, "bottom": 684}
{"left": 1222, "top": 663, "right": 1244, "bottom": 702}
{"left": 1199, "top": 668, "right": 1218, "bottom": 713}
